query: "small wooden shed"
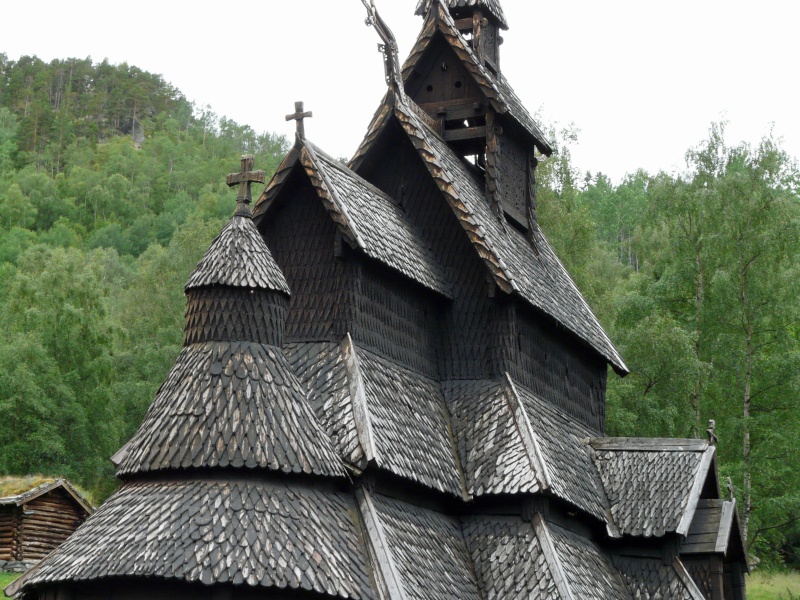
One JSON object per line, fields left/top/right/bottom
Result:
{"left": 0, "top": 478, "right": 93, "bottom": 571}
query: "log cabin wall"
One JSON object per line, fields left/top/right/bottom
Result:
{"left": 350, "top": 259, "right": 442, "bottom": 379}
{"left": 358, "top": 125, "right": 497, "bottom": 381}
{"left": 0, "top": 505, "right": 17, "bottom": 560}
{"left": 20, "top": 489, "right": 87, "bottom": 563}
{"left": 260, "top": 169, "right": 348, "bottom": 344}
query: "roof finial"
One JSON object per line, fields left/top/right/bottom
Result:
{"left": 226, "top": 155, "right": 266, "bottom": 217}
{"left": 285, "top": 101, "right": 313, "bottom": 142}
{"left": 360, "top": 0, "right": 405, "bottom": 101}
{"left": 706, "top": 419, "right": 718, "bottom": 446}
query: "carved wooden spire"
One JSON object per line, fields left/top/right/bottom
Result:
{"left": 286, "top": 101, "right": 313, "bottom": 141}
{"left": 361, "top": 0, "right": 405, "bottom": 102}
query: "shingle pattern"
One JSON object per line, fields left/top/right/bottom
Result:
{"left": 387, "top": 103, "right": 627, "bottom": 373}
{"left": 415, "top": 0, "right": 509, "bottom": 28}
{"left": 116, "top": 341, "right": 344, "bottom": 478}
{"left": 402, "top": 6, "right": 551, "bottom": 154}
{"left": 183, "top": 287, "right": 286, "bottom": 346}
{"left": 614, "top": 555, "right": 702, "bottom": 600}
{"left": 19, "top": 480, "right": 375, "bottom": 599}
{"left": 593, "top": 447, "right": 705, "bottom": 537}
{"left": 445, "top": 379, "right": 541, "bottom": 496}
{"left": 514, "top": 383, "right": 610, "bottom": 522}
{"left": 548, "top": 523, "right": 631, "bottom": 600}
{"left": 283, "top": 341, "right": 367, "bottom": 469}
{"left": 185, "top": 214, "right": 290, "bottom": 294}
{"left": 370, "top": 494, "right": 480, "bottom": 600}
{"left": 463, "top": 516, "right": 559, "bottom": 600}
{"left": 306, "top": 144, "right": 452, "bottom": 298}
{"left": 358, "top": 348, "right": 464, "bottom": 497}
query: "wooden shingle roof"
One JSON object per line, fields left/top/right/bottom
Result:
{"left": 254, "top": 140, "right": 453, "bottom": 298}
{"left": 185, "top": 211, "right": 290, "bottom": 294}
{"left": 114, "top": 341, "right": 345, "bottom": 478}
{"left": 13, "top": 480, "right": 375, "bottom": 599}
{"left": 590, "top": 438, "right": 716, "bottom": 538}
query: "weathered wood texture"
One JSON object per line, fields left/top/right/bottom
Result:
{"left": 184, "top": 287, "right": 287, "bottom": 346}
{"left": 261, "top": 169, "right": 348, "bottom": 343}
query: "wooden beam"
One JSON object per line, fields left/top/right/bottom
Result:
{"left": 443, "top": 126, "right": 487, "bottom": 142}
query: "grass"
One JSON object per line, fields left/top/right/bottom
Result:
{"left": 0, "top": 572, "right": 19, "bottom": 599}
{"left": 749, "top": 571, "right": 800, "bottom": 600}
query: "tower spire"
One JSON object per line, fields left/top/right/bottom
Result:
{"left": 226, "top": 154, "right": 266, "bottom": 217}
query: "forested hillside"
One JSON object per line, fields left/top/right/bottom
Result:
{"left": 1, "top": 54, "right": 798, "bottom": 566}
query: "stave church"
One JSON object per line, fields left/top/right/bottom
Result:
{"left": 8, "top": 1, "right": 748, "bottom": 599}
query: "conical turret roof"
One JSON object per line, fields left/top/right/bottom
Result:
{"left": 115, "top": 168, "right": 343, "bottom": 478}
{"left": 185, "top": 209, "right": 291, "bottom": 294}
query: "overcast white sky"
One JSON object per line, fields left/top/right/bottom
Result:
{"left": 2, "top": 0, "right": 797, "bottom": 183}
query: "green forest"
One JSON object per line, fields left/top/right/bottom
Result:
{"left": 0, "top": 54, "right": 798, "bottom": 568}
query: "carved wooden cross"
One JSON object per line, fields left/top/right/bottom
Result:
{"left": 226, "top": 154, "right": 265, "bottom": 205}
{"left": 285, "top": 101, "right": 313, "bottom": 139}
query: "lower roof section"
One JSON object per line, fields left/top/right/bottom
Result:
{"left": 12, "top": 478, "right": 375, "bottom": 600}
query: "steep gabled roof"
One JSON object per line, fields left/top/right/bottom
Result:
{"left": 403, "top": 4, "right": 551, "bottom": 154}
{"left": 358, "top": 490, "right": 481, "bottom": 599}
{"left": 415, "top": 0, "right": 509, "bottom": 29}
{"left": 10, "top": 480, "right": 375, "bottom": 600}
{"left": 185, "top": 212, "right": 290, "bottom": 294}
{"left": 351, "top": 100, "right": 628, "bottom": 374}
{"left": 254, "top": 139, "right": 453, "bottom": 298}
{"left": 682, "top": 498, "right": 747, "bottom": 561}
{"left": 590, "top": 438, "right": 717, "bottom": 537}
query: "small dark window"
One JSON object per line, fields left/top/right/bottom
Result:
{"left": 455, "top": 81, "right": 462, "bottom": 89}
{"left": 426, "top": 85, "right": 434, "bottom": 92}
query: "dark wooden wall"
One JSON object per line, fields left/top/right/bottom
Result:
{"left": 359, "top": 123, "right": 496, "bottom": 382}
{"left": 406, "top": 36, "right": 482, "bottom": 109}
{"left": 184, "top": 288, "right": 287, "bottom": 346}
{"left": 350, "top": 259, "right": 442, "bottom": 379}
{"left": 496, "top": 126, "right": 531, "bottom": 229}
{"left": 357, "top": 123, "right": 607, "bottom": 432}
{"left": 0, "top": 505, "right": 19, "bottom": 561}
{"left": 260, "top": 169, "right": 348, "bottom": 344}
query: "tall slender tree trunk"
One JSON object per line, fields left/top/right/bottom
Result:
{"left": 691, "top": 246, "right": 704, "bottom": 437}
{"left": 741, "top": 265, "right": 753, "bottom": 545}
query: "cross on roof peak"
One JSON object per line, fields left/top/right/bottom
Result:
{"left": 226, "top": 155, "right": 266, "bottom": 216}
{"left": 286, "top": 101, "right": 313, "bottom": 140}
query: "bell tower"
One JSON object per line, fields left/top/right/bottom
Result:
{"left": 409, "top": 0, "right": 547, "bottom": 233}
